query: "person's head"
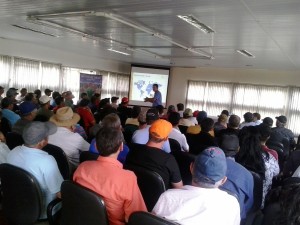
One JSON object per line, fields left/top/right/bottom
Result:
{"left": 235, "top": 126, "right": 265, "bottom": 178}
{"left": 101, "top": 113, "right": 121, "bottom": 129}
{"left": 219, "top": 134, "right": 240, "bottom": 157}
{"left": 152, "top": 83, "right": 158, "bottom": 92}
{"left": 156, "top": 105, "right": 164, "bottom": 115}
{"left": 99, "top": 98, "right": 111, "bottom": 109}
{"left": 121, "top": 97, "right": 129, "bottom": 106}
{"left": 24, "top": 92, "right": 38, "bottom": 104}
{"left": 168, "top": 111, "right": 181, "bottom": 127}
{"left": 1, "top": 97, "right": 13, "bottom": 109}
{"left": 6, "top": 88, "right": 18, "bottom": 99}
{"left": 80, "top": 92, "right": 88, "bottom": 99}
{"left": 218, "top": 114, "right": 228, "bottom": 124}
{"left": 52, "top": 91, "right": 60, "bottom": 99}
{"left": 39, "top": 95, "right": 51, "bottom": 107}
{"left": 95, "top": 126, "right": 123, "bottom": 157}
{"left": 44, "top": 88, "right": 53, "bottom": 97}
{"left": 132, "top": 106, "right": 141, "bottom": 118}
{"left": 191, "top": 147, "right": 227, "bottom": 188}
{"left": 177, "top": 103, "right": 184, "bottom": 111}
{"left": 243, "top": 112, "right": 254, "bottom": 123}
{"left": 54, "top": 96, "right": 65, "bottom": 107}
{"left": 0, "top": 86, "right": 4, "bottom": 96}
{"left": 276, "top": 115, "right": 287, "bottom": 128}
{"left": 34, "top": 89, "right": 41, "bottom": 99}
{"left": 50, "top": 107, "right": 80, "bottom": 129}
{"left": 111, "top": 96, "right": 119, "bottom": 104}
{"left": 22, "top": 121, "right": 57, "bottom": 149}
{"left": 221, "top": 110, "right": 229, "bottom": 117}
{"left": 197, "top": 111, "right": 207, "bottom": 124}
{"left": 79, "top": 98, "right": 90, "bottom": 107}
{"left": 183, "top": 108, "right": 193, "bottom": 118}
{"left": 146, "top": 108, "right": 159, "bottom": 125}
{"left": 167, "top": 105, "right": 176, "bottom": 114}
{"left": 263, "top": 117, "right": 273, "bottom": 127}
{"left": 138, "top": 110, "right": 147, "bottom": 127}
{"left": 253, "top": 112, "right": 261, "bottom": 121}
{"left": 200, "top": 118, "right": 215, "bottom": 133}
{"left": 148, "top": 119, "right": 172, "bottom": 144}
{"left": 64, "top": 91, "right": 74, "bottom": 100}
{"left": 228, "top": 115, "right": 241, "bottom": 128}
{"left": 19, "top": 101, "right": 37, "bottom": 120}
{"left": 20, "top": 88, "right": 27, "bottom": 96}
{"left": 258, "top": 124, "right": 272, "bottom": 143}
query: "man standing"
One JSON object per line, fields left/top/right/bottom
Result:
{"left": 74, "top": 126, "right": 146, "bottom": 225}
{"left": 152, "top": 147, "right": 240, "bottom": 225}
{"left": 144, "top": 83, "right": 162, "bottom": 107}
{"left": 7, "top": 122, "right": 63, "bottom": 219}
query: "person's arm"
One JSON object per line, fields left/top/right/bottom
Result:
{"left": 171, "top": 181, "right": 183, "bottom": 189}
{"left": 56, "top": 192, "right": 61, "bottom": 199}
{"left": 181, "top": 135, "right": 189, "bottom": 152}
{"left": 168, "top": 155, "right": 183, "bottom": 189}
{"left": 144, "top": 97, "right": 154, "bottom": 103}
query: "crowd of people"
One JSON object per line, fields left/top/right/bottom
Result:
{"left": 0, "top": 84, "right": 300, "bottom": 225}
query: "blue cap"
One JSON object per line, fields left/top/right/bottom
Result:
{"left": 193, "top": 147, "right": 227, "bottom": 184}
{"left": 19, "top": 101, "right": 37, "bottom": 116}
{"left": 196, "top": 111, "right": 207, "bottom": 123}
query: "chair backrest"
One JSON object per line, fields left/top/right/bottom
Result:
{"left": 42, "top": 144, "right": 70, "bottom": 180}
{"left": 79, "top": 151, "right": 99, "bottom": 163}
{"left": 168, "top": 138, "right": 182, "bottom": 153}
{"left": 249, "top": 170, "right": 263, "bottom": 212}
{"left": 128, "top": 211, "right": 178, "bottom": 225}
{"left": 6, "top": 132, "right": 24, "bottom": 149}
{"left": 61, "top": 180, "right": 109, "bottom": 225}
{"left": 125, "top": 164, "right": 166, "bottom": 211}
{"left": 0, "top": 163, "right": 42, "bottom": 225}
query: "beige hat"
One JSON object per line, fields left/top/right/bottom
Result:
{"left": 183, "top": 108, "right": 193, "bottom": 117}
{"left": 50, "top": 107, "right": 80, "bottom": 127}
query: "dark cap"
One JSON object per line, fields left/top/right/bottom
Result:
{"left": 6, "top": 88, "right": 18, "bottom": 97}
{"left": 19, "top": 101, "right": 37, "bottom": 116}
{"left": 121, "top": 97, "right": 129, "bottom": 103}
{"left": 276, "top": 115, "right": 287, "bottom": 124}
{"left": 196, "top": 111, "right": 207, "bottom": 123}
{"left": 146, "top": 108, "right": 159, "bottom": 121}
{"left": 243, "top": 112, "right": 253, "bottom": 122}
{"left": 45, "top": 88, "right": 53, "bottom": 93}
{"left": 219, "top": 134, "right": 239, "bottom": 157}
{"left": 168, "top": 111, "right": 181, "bottom": 126}
{"left": 111, "top": 96, "right": 119, "bottom": 102}
{"left": 22, "top": 122, "right": 57, "bottom": 145}
{"left": 263, "top": 117, "right": 273, "bottom": 127}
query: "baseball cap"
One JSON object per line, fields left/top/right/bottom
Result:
{"left": 39, "top": 95, "right": 51, "bottom": 104}
{"left": 193, "top": 147, "right": 227, "bottom": 184}
{"left": 45, "top": 88, "right": 53, "bottom": 93}
{"left": 263, "top": 117, "right": 273, "bottom": 127}
{"left": 146, "top": 108, "right": 159, "bottom": 121}
{"left": 196, "top": 111, "right": 208, "bottom": 123}
{"left": 6, "top": 87, "right": 18, "bottom": 97}
{"left": 149, "top": 119, "right": 172, "bottom": 139}
{"left": 19, "top": 101, "right": 37, "bottom": 116}
{"left": 121, "top": 97, "right": 129, "bottom": 103}
{"left": 219, "top": 134, "right": 239, "bottom": 157}
{"left": 276, "top": 115, "right": 287, "bottom": 124}
{"left": 193, "top": 110, "right": 199, "bottom": 117}
{"left": 22, "top": 121, "right": 57, "bottom": 145}
{"left": 111, "top": 96, "right": 119, "bottom": 102}
{"left": 183, "top": 108, "right": 193, "bottom": 117}
{"left": 168, "top": 111, "right": 180, "bottom": 126}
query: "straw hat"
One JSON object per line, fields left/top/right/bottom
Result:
{"left": 50, "top": 107, "right": 80, "bottom": 127}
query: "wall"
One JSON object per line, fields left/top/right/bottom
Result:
{"left": 0, "top": 38, "right": 131, "bottom": 74}
{"left": 168, "top": 67, "right": 300, "bottom": 106}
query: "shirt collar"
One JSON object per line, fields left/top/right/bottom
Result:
{"left": 97, "top": 156, "right": 122, "bottom": 168}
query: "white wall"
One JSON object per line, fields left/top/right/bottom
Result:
{"left": 0, "top": 37, "right": 131, "bottom": 74}
{"left": 167, "top": 67, "right": 300, "bottom": 106}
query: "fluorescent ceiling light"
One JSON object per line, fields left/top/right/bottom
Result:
{"left": 177, "top": 15, "right": 215, "bottom": 34}
{"left": 107, "top": 48, "right": 130, "bottom": 56}
{"left": 236, "top": 49, "right": 255, "bottom": 58}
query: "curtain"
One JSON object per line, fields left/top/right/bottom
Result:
{"left": 287, "top": 87, "right": 300, "bottom": 135}
{"left": 40, "top": 62, "right": 61, "bottom": 93}
{"left": 101, "top": 72, "right": 130, "bottom": 100}
{"left": 61, "top": 67, "right": 81, "bottom": 102}
{"left": 0, "top": 55, "right": 11, "bottom": 88}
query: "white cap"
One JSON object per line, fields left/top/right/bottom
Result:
{"left": 39, "top": 95, "right": 51, "bottom": 104}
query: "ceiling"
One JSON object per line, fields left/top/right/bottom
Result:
{"left": 1, "top": 0, "right": 300, "bottom": 70}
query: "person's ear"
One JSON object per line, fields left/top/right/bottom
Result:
{"left": 190, "top": 162, "right": 194, "bottom": 174}
{"left": 119, "top": 142, "right": 124, "bottom": 152}
{"left": 220, "top": 176, "right": 227, "bottom": 186}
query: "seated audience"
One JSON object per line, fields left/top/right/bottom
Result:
{"left": 48, "top": 107, "right": 90, "bottom": 169}
{"left": 0, "top": 131, "right": 10, "bottom": 163}
{"left": 168, "top": 111, "right": 189, "bottom": 152}
{"left": 160, "top": 105, "right": 176, "bottom": 120}
{"left": 50, "top": 91, "right": 61, "bottom": 108}
{"left": 74, "top": 126, "right": 147, "bottom": 225}
{"left": 6, "top": 87, "right": 19, "bottom": 112}
{"left": 7, "top": 121, "right": 63, "bottom": 219}
{"left": 259, "top": 124, "right": 278, "bottom": 161}
{"left": 125, "top": 105, "right": 141, "bottom": 126}
{"left": 186, "top": 110, "right": 208, "bottom": 134}
{"left": 262, "top": 117, "right": 273, "bottom": 128}
{"left": 77, "top": 92, "right": 88, "bottom": 105}
{"left": 253, "top": 112, "right": 262, "bottom": 125}
{"left": 44, "top": 88, "right": 53, "bottom": 97}
{"left": 37, "top": 95, "right": 53, "bottom": 120}
{"left": 117, "top": 97, "right": 132, "bottom": 127}
{"left": 89, "top": 93, "right": 100, "bottom": 114}
{"left": 214, "top": 113, "right": 228, "bottom": 137}
{"left": 239, "top": 112, "right": 256, "bottom": 129}
{"left": 76, "top": 98, "right": 96, "bottom": 134}
{"left": 125, "top": 119, "right": 183, "bottom": 189}
{"left": 179, "top": 108, "right": 196, "bottom": 126}
{"left": 152, "top": 147, "right": 240, "bottom": 225}
{"left": 53, "top": 96, "right": 65, "bottom": 113}
{"left": 218, "top": 114, "right": 240, "bottom": 137}
{"left": 24, "top": 92, "right": 39, "bottom": 107}
{"left": 110, "top": 96, "right": 119, "bottom": 109}
{"left": 177, "top": 103, "right": 184, "bottom": 118}
{"left": 63, "top": 91, "right": 75, "bottom": 109}
{"left": 1, "top": 97, "right": 21, "bottom": 127}
{"left": 132, "top": 108, "right": 171, "bottom": 153}
{"left": 221, "top": 109, "right": 229, "bottom": 117}
{"left": 219, "top": 130, "right": 240, "bottom": 159}
{"left": 156, "top": 105, "right": 165, "bottom": 118}
{"left": 16, "top": 88, "right": 27, "bottom": 103}
{"left": 12, "top": 101, "right": 37, "bottom": 135}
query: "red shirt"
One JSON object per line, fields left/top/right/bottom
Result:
{"left": 73, "top": 157, "right": 147, "bottom": 225}
{"left": 262, "top": 145, "right": 279, "bottom": 161}
{"left": 76, "top": 107, "right": 95, "bottom": 133}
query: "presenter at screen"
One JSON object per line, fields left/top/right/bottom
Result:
{"left": 144, "top": 83, "right": 162, "bottom": 107}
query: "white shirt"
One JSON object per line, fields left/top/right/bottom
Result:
{"left": 153, "top": 185, "right": 240, "bottom": 225}
{"left": 188, "top": 117, "right": 198, "bottom": 125}
{"left": 239, "top": 121, "right": 257, "bottom": 129}
{"left": 293, "top": 165, "right": 300, "bottom": 177}
{"left": 0, "top": 142, "right": 10, "bottom": 164}
{"left": 179, "top": 118, "right": 194, "bottom": 127}
{"left": 48, "top": 127, "right": 90, "bottom": 167}
{"left": 169, "top": 128, "right": 189, "bottom": 152}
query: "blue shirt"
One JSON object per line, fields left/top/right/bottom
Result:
{"left": 132, "top": 125, "right": 171, "bottom": 153}
{"left": 89, "top": 138, "right": 129, "bottom": 164}
{"left": 221, "top": 158, "right": 254, "bottom": 219}
{"left": 1, "top": 109, "right": 21, "bottom": 127}
{"left": 7, "top": 145, "right": 64, "bottom": 219}
{"left": 153, "top": 90, "right": 162, "bottom": 107}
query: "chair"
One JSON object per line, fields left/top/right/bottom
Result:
{"left": 171, "top": 151, "right": 195, "bottom": 185}
{"left": 125, "top": 164, "right": 166, "bottom": 211}
{"left": 249, "top": 171, "right": 263, "bottom": 212}
{"left": 123, "top": 124, "right": 139, "bottom": 144}
{"left": 178, "top": 125, "right": 188, "bottom": 135}
{"left": 128, "top": 211, "right": 178, "bottom": 225}
{"left": 79, "top": 151, "right": 99, "bottom": 163}
{"left": 60, "top": 180, "right": 109, "bottom": 225}
{"left": 168, "top": 138, "right": 182, "bottom": 153}
{"left": 0, "top": 163, "right": 58, "bottom": 225}
{"left": 42, "top": 144, "right": 71, "bottom": 180}
{"left": 6, "top": 131, "right": 24, "bottom": 149}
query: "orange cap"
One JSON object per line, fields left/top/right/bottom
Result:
{"left": 149, "top": 119, "right": 172, "bottom": 139}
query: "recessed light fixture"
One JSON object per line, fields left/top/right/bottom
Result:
{"left": 236, "top": 50, "right": 255, "bottom": 58}
{"left": 107, "top": 48, "right": 130, "bottom": 56}
{"left": 177, "top": 15, "right": 215, "bottom": 34}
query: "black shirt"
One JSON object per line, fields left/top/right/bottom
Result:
{"left": 124, "top": 144, "right": 182, "bottom": 189}
{"left": 187, "top": 131, "right": 218, "bottom": 155}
